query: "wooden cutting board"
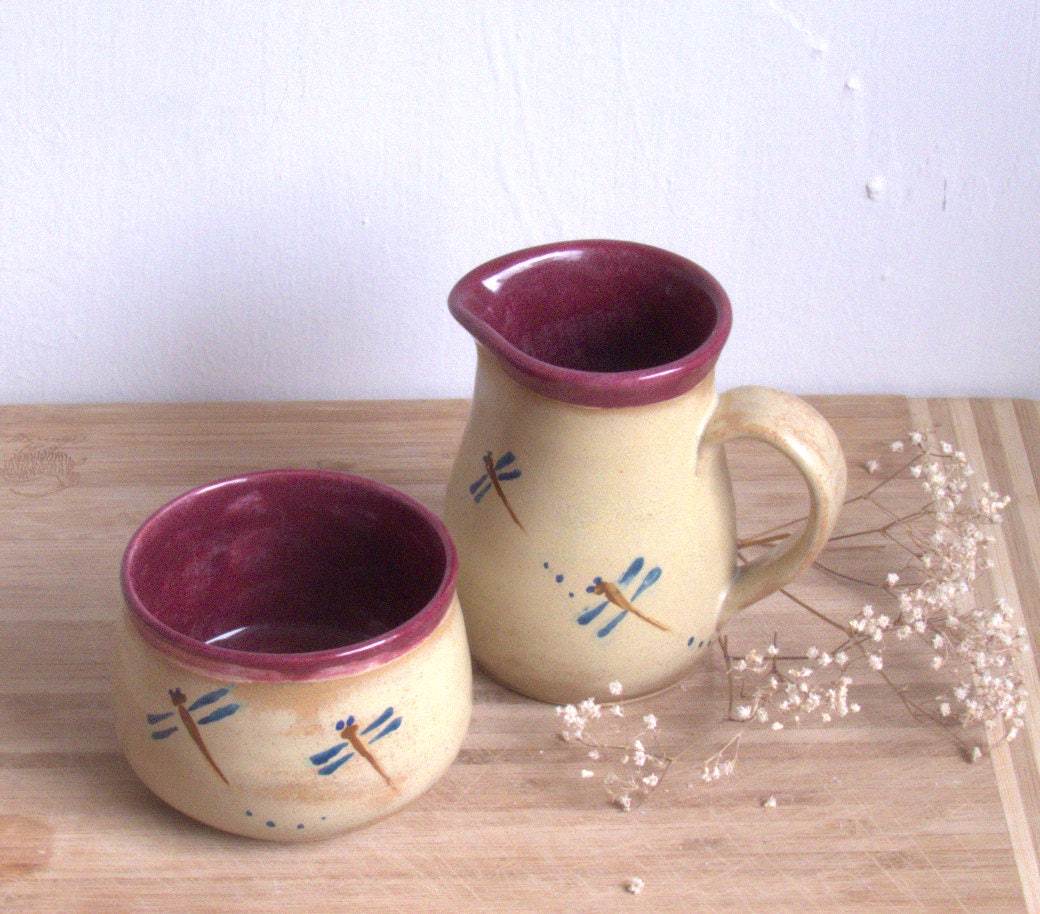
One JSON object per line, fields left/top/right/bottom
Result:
{"left": 1, "top": 396, "right": 1037, "bottom": 913}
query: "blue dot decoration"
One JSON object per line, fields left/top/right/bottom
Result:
{"left": 246, "top": 809, "right": 334, "bottom": 832}
{"left": 544, "top": 559, "right": 581, "bottom": 597}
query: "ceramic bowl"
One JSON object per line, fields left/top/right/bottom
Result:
{"left": 114, "top": 469, "right": 472, "bottom": 841}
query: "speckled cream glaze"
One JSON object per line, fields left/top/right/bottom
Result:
{"left": 115, "top": 594, "right": 471, "bottom": 841}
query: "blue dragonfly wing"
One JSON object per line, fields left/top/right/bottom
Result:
{"left": 309, "top": 743, "right": 347, "bottom": 766}
{"left": 146, "top": 711, "right": 175, "bottom": 725}
{"left": 318, "top": 752, "right": 355, "bottom": 776}
{"left": 198, "top": 703, "right": 240, "bottom": 725}
{"left": 494, "top": 452, "right": 517, "bottom": 471}
{"left": 151, "top": 726, "right": 179, "bottom": 740}
{"left": 630, "top": 567, "right": 662, "bottom": 602}
{"left": 617, "top": 557, "right": 645, "bottom": 586}
{"left": 597, "top": 611, "right": 628, "bottom": 638}
{"left": 577, "top": 601, "right": 608, "bottom": 625}
{"left": 370, "top": 716, "right": 403, "bottom": 743}
{"left": 496, "top": 469, "right": 521, "bottom": 482}
{"left": 188, "top": 687, "right": 231, "bottom": 712}
{"left": 360, "top": 707, "right": 394, "bottom": 736}
{"left": 468, "top": 474, "right": 488, "bottom": 496}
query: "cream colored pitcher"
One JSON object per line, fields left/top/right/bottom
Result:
{"left": 444, "top": 240, "right": 847, "bottom": 704}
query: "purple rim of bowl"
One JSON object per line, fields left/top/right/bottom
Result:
{"left": 448, "top": 239, "right": 733, "bottom": 408}
{"left": 121, "top": 470, "right": 459, "bottom": 682}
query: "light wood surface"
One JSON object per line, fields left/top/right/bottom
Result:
{"left": 1, "top": 396, "right": 1037, "bottom": 913}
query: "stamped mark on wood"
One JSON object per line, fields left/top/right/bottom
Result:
{"left": 1, "top": 435, "right": 85, "bottom": 496}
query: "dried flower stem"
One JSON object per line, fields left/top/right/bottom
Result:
{"left": 713, "top": 434, "right": 1027, "bottom": 776}
{"left": 556, "top": 433, "right": 1030, "bottom": 799}
{"left": 556, "top": 685, "right": 673, "bottom": 810}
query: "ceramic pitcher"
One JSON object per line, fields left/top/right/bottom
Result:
{"left": 444, "top": 240, "right": 847, "bottom": 704}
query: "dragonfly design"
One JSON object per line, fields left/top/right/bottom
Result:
{"left": 576, "top": 557, "right": 670, "bottom": 638}
{"left": 469, "top": 450, "right": 524, "bottom": 531}
{"left": 147, "top": 686, "right": 241, "bottom": 785}
{"left": 308, "top": 707, "right": 402, "bottom": 788}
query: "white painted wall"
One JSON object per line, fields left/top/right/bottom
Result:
{"left": 2, "top": 1, "right": 1038, "bottom": 404}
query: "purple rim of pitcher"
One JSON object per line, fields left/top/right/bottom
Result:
{"left": 122, "top": 469, "right": 459, "bottom": 682}
{"left": 448, "top": 239, "right": 733, "bottom": 408}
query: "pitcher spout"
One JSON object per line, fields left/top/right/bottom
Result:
{"left": 448, "top": 240, "right": 732, "bottom": 408}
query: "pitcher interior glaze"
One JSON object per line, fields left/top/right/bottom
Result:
{"left": 444, "top": 240, "right": 847, "bottom": 704}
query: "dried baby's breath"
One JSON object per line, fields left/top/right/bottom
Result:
{"left": 709, "top": 433, "right": 1028, "bottom": 776}
{"left": 555, "top": 431, "right": 1030, "bottom": 801}
{"left": 556, "top": 682, "right": 671, "bottom": 811}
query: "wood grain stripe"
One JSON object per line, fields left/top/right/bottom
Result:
{"left": 943, "top": 398, "right": 1040, "bottom": 912}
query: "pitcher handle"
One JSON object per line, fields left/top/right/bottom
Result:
{"left": 705, "top": 386, "right": 847, "bottom": 628}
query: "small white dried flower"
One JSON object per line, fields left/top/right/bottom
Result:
{"left": 631, "top": 740, "right": 647, "bottom": 767}
{"left": 608, "top": 680, "right": 624, "bottom": 696}
{"left": 581, "top": 769, "right": 595, "bottom": 778}
{"left": 865, "top": 459, "right": 881, "bottom": 475}
{"left": 556, "top": 703, "right": 584, "bottom": 740}
{"left": 890, "top": 440, "right": 905, "bottom": 452}
{"left": 761, "top": 795, "right": 778, "bottom": 808}
{"left": 579, "top": 697, "right": 601, "bottom": 720}
{"left": 625, "top": 877, "right": 645, "bottom": 895}
{"left": 642, "top": 713, "right": 658, "bottom": 730}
